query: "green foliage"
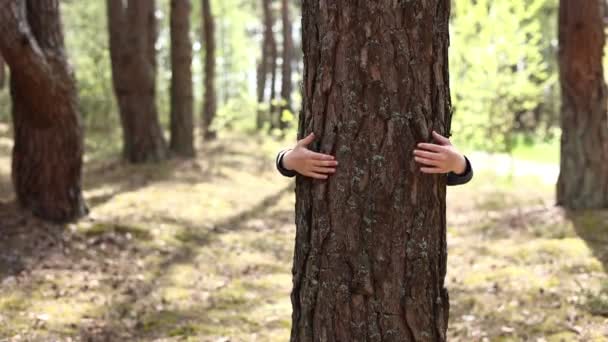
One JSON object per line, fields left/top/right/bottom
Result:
{"left": 450, "top": 0, "right": 558, "bottom": 153}
{"left": 61, "top": 0, "right": 118, "bottom": 131}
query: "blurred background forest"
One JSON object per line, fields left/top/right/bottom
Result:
{"left": 0, "top": 0, "right": 571, "bottom": 158}
{"left": 0, "top": 0, "right": 607, "bottom": 341}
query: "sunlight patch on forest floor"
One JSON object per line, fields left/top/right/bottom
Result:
{"left": 0, "top": 134, "right": 607, "bottom": 341}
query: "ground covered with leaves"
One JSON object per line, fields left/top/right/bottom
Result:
{"left": 0, "top": 131, "right": 607, "bottom": 341}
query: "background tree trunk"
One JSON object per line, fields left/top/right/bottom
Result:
{"left": 0, "top": 55, "right": 5, "bottom": 89}
{"left": 279, "top": 0, "right": 294, "bottom": 131}
{"left": 291, "top": 1, "right": 452, "bottom": 341}
{"left": 169, "top": 0, "right": 195, "bottom": 157}
{"left": 268, "top": 9, "right": 278, "bottom": 131}
{"left": 0, "top": 0, "right": 87, "bottom": 222}
{"left": 107, "top": 0, "right": 168, "bottom": 163}
{"left": 256, "top": 0, "right": 276, "bottom": 130}
{"left": 201, "top": 0, "right": 217, "bottom": 140}
{"left": 557, "top": 0, "right": 608, "bottom": 209}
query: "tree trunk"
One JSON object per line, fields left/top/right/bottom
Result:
{"left": 268, "top": 11, "right": 278, "bottom": 131}
{"left": 0, "top": 0, "right": 87, "bottom": 222}
{"left": 0, "top": 55, "right": 5, "bottom": 89}
{"left": 256, "top": 0, "right": 276, "bottom": 130}
{"left": 201, "top": 0, "right": 217, "bottom": 140}
{"left": 107, "top": 0, "right": 168, "bottom": 163}
{"left": 557, "top": 0, "right": 608, "bottom": 209}
{"left": 169, "top": 0, "right": 195, "bottom": 157}
{"left": 279, "top": 0, "right": 294, "bottom": 131}
{"left": 291, "top": 1, "right": 452, "bottom": 341}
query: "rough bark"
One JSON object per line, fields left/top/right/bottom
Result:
{"left": 0, "top": 0, "right": 87, "bottom": 222}
{"left": 279, "top": 0, "right": 294, "bottom": 130}
{"left": 107, "top": 0, "right": 168, "bottom": 163}
{"left": 557, "top": 0, "right": 608, "bottom": 209}
{"left": 291, "top": 1, "right": 452, "bottom": 341}
{"left": 169, "top": 0, "right": 195, "bottom": 157}
{"left": 201, "top": 0, "right": 217, "bottom": 140}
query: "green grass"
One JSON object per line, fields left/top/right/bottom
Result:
{"left": 0, "top": 131, "right": 607, "bottom": 341}
{"left": 511, "top": 138, "right": 559, "bottom": 165}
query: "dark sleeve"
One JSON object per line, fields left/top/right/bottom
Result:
{"left": 447, "top": 156, "right": 473, "bottom": 186}
{"left": 276, "top": 149, "right": 297, "bottom": 178}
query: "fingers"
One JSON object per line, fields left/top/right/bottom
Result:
{"left": 420, "top": 167, "right": 445, "bottom": 174}
{"left": 432, "top": 131, "right": 451, "bottom": 146}
{"left": 414, "top": 157, "right": 441, "bottom": 167}
{"left": 297, "top": 133, "right": 316, "bottom": 147}
{"left": 417, "top": 143, "right": 444, "bottom": 153}
{"left": 312, "top": 166, "right": 336, "bottom": 174}
{"left": 312, "top": 159, "right": 339, "bottom": 167}
{"left": 310, "top": 151, "right": 335, "bottom": 161}
{"left": 413, "top": 150, "right": 443, "bottom": 160}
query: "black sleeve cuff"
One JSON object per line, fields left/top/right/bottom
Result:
{"left": 276, "top": 149, "right": 297, "bottom": 178}
{"left": 447, "top": 156, "right": 473, "bottom": 186}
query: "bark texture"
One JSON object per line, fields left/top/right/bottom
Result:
{"left": 169, "top": 0, "right": 195, "bottom": 157}
{"left": 557, "top": 0, "right": 608, "bottom": 209}
{"left": 279, "top": 0, "right": 294, "bottom": 130}
{"left": 201, "top": 0, "right": 217, "bottom": 140}
{"left": 292, "top": 1, "right": 452, "bottom": 341}
{"left": 0, "top": 0, "right": 87, "bottom": 222}
{"left": 107, "top": 0, "right": 168, "bottom": 163}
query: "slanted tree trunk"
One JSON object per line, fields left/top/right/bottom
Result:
{"left": 0, "top": 55, "right": 5, "bottom": 89}
{"left": 201, "top": 0, "right": 217, "bottom": 140}
{"left": 557, "top": 0, "right": 608, "bottom": 209}
{"left": 291, "top": 1, "right": 452, "bottom": 341}
{"left": 0, "top": 0, "right": 87, "bottom": 222}
{"left": 279, "top": 0, "right": 294, "bottom": 130}
{"left": 169, "top": 0, "right": 195, "bottom": 157}
{"left": 107, "top": 0, "right": 168, "bottom": 163}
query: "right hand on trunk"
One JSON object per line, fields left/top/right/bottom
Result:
{"left": 282, "top": 133, "right": 338, "bottom": 180}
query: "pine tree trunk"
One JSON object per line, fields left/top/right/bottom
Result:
{"left": 291, "top": 1, "right": 452, "bottom": 341}
{"left": 268, "top": 12, "right": 278, "bottom": 131}
{"left": 107, "top": 0, "right": 168, "bottom": 163}
{"left": 0, "top": 55, "right": 5, "bottom": 89}
{"left": 557, "top": 0, "right": 608, "bottom": 209}
{"left": 0, "top": 0, "right": 87, "bottom": 222}
{"left": 201, "top": 0, "right": 217, "bottom": 140}
{"left": 279, "top": 0, "right": 294, "bottom": 131}
{"left": 169, "top": 0, "right": 195, "bottom": 157}
{"left": 256, "top": 0, "right": 276, "bottom": 130}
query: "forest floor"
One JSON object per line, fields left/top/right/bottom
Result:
{"left": 0, "top": 127, "right": 607, "bottom": 341}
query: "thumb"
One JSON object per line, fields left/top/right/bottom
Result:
{"left": 432, "top": 131, "right": 451, "bottom": 146}
{"left": 297, "top": 132, "right": 315, "bottom": 147}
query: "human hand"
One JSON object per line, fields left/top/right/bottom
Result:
{"left": 283, "top": 133, "right": 338, "bottom": 179}
{"left": 413, "top": 131, "right": 467, "bottom": 175}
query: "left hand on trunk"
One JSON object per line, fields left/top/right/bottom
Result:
{"left": 413, "top": 131, "right": 467, "bottom": 175}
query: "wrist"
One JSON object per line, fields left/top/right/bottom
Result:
{"left": 282, "top": 149, "right": 295, "bottom": 171}
{"left": 452, "top": 154, "right": 467, "bottom": 175}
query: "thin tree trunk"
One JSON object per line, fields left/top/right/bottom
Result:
{"left": 201, "top": 0, "right": 217, "bottom": 140}
{"left": 557, "top": 0, "right": 608, "bottom": 209}
{"left": 0, "top": 55, "right": 5, "bottom": 89}
{"left": 279, "top": 0, "right": 294, "bottom": 130}
{"left": 0, "top": 0, "right": 87, "bottom": 222}
{"left": 292, "top": 1, "right": 452, "bottom": 341}
{"left": 268, "top": 20, "right": 278, "bottom": 131}
{"left": 107, "top": 0, "right": 168, "bottom": 163}
{"left": 169, "top": 0, "right": 195, "bottom": 157}
{"left": 256, "top": 0, "right": 275, "bottom": 130}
